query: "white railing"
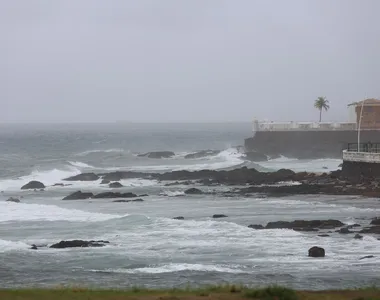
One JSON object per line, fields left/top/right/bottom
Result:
{"left": 253, "top": 121, "right": 357, "bottom": 132}
{"left": 342, "top": 150, "right": 380, "bottom": 164}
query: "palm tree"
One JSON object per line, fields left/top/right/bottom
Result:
{"left": 314, "top": 97, "right": 330, "bottom": 122}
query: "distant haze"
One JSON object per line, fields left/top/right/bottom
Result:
{"left": 2, "top": 0, "right": 380, "bottom": 123}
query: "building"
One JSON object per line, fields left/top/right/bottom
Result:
{"left": 245, "top": 98, "right": 380, "bottom": 159}
{"left": 353, "top": 98, "right": 380, "bottom": 129}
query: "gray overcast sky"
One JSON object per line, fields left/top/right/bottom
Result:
{"left": 2, "top": 0, "right": 380, "bottom": 123}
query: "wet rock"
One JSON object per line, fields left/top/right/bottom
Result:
{"left": 212, "top": 214, "right": 228, "bottom": 218}
{"left": 100, "top": 179, "right": 110, "bottom": 184}
{"left": 337, "top": 227, "right": 353, "bottom": 234}
{"left": 93, "top": 192, "right": 137, "bottom": 199}
{"left": 21, "top": 181, "right": 45, "bottom": 190}
{"left": 137, "top": 151, "right": 175, "bottom": 159}
{"left": 62, "top": 191, "right": 93, "bottom": 200}
{"left": 359, "top": 255, "right": 375, "bottom": 260}
{"left": 354, "top": 234, "right": 363, "bottom": 240}
{"left": 359, "top": 226, "right": 380, "bottom": 234}
{"left": 293, "top": 228, "right": 319, "bottom": 232}
{"left": 248, "top": 224, "right": 264, "bottom": 230}
{"left": 184, "top": 150, "right": 220, "bottom": 159}
{"left": 370, "top": 218, "right": 380, "bottom": 226}
{"left": 112, "top": 198, "right": 144, "bottom": 203}
{"left": 318, "top": 234, "right": 330, "bottom": 237}
{"left": 52, "top": 183, "right": 64, "bottom": 187}
{"left": 173, "top": 216, "right": 185, "bottom": 220}
{"left": 244, "top": 151, "right": 268, "bottom": 162}
{"left": 139, "top": 194, "right": 148, "bottom": 197}
{"left": 64, "top": 173, "right": 100, "bottom": 181}
{"left": 30, "top": 244, "right": 38, "bottom": 250}
{"left": 308, "top": 246, "right": 325, "bottom": 258}
{"left": 109, "top": 182, "right": 123, "bottom": 188}
{"left": 347, "top": 224, "right": 361, "bottom": 229}
{"left": 50, "top": 240, "right": 109, "bottom": 249}
{"left": 265, "top": 219, "right": 344, "bottom": 230}
{"left": 184, "top": 188, "right": 203, "bottom": 195}
{"left": 6, "top": 197, "right": 20, "bottom": 203}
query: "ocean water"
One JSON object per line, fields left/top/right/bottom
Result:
{"left": 0, "top": 123, "right": 379, "bottom": 290}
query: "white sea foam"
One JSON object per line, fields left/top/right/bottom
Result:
{"left": 0, "top": 239, "right": 30, "bottom": 253}
{"left": 258, "top": 157, "right": 342, "bottom": 173}
{"left": 0, "top": 202, "right": 123, "bottom": 223}
{"left": 75, "top": 148, "right": 125, "bottom": 156}
{"left": 91, "top": 263, "right": 245, "bottom": 274}
{"left": 68, "top": 161, "right": 96, "bottom": 169}
{"left": 0, "top": 167, "right": 80, "bottom": 191}
{"left": 160, "top": 190, "right": 185, "bottom": 197}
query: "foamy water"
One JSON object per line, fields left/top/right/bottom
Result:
{"left": 1, "top": 123, "right": 378, "bottom": 290}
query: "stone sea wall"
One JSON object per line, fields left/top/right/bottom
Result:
{"left": 244, "top": 130, "right": 380, "bottom": 159}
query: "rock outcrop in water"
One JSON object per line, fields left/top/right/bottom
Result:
{"left": 184, "top": 150, "right": 220, "bottom": 159}
{"left": 50, "top": 240, "right": 109, "bottom": 248}
{"left": 249, "top": 219, "right": 344, "bottom": 231}
{"left": 112, "top": 198, "right": 144, "bottom": 203}
{"left": 64, "top": 173, "right": 100, "bottom": 181}
{"left": 137, "top": 151, "right": 175, "bottom": 159}
{"left": 62, "top": 191, "right": 94, "bottom": 200}
{"left": 308, "top": 246, "right": 325, "bottom": 257}
{"left": 6, "top": 197, "right": 20, "bottom": 203}
{"left": 109, "top": 182, "right": 123, "bottom": 188}
{"left": 21, "top": 181, "right": 45, "bottom": 190}
{"left": 92, "top": 192, "right": 137, "bottom": 199}
{"left": 184, "top": 188, "right": 203, "bottom": 195}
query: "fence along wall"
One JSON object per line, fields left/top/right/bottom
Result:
{"left": 253, "top": 121, "right": 357, "bottom": 132}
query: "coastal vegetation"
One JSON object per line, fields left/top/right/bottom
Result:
{"left": 314, "top": 96, "right": 330, "bottom": 122}
{"left": 1, "top": 286, "right": 379, "bottom": 300}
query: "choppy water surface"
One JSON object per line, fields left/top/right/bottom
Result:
{"left": 0, "top": 123, "right": 378, "bottom": 289}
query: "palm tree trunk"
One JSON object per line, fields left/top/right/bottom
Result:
{"left": 319, "top": 109, "right": 322, "bottom": 122}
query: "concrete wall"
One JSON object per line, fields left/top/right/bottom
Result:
{"left": 244, "top": 130, "right": 380, "bottom": 159}
{"left": 341, "top": 160, "right": 380, "bottom": 180}
{"left": 342, "top": 150, "right": 380, "bottom": 163}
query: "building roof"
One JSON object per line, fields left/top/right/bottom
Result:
{"left": 348, "top": 98, "right": 380, "bottom": 106}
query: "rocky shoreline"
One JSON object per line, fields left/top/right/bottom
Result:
{"left": 19, "top": 166, "right": 379, "bottom": 198}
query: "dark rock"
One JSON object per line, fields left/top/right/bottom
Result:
{"left": 265, "top": 219, "right": 344, "bottom": 230}
{"left": 52, "top": 183, "right": 64, "bottom": 187}
{"left": 212, "top": 214, "right": 228, "bottom": 218}
{"left": 359, "top": 226, "right": 380, "bottom": 234}
{"left": 173, "top": 216, "right": 185, "bottom": 220}
{"left": 112, "top": 198, "right": 144, "bottom": 203}
{"left": 21, "top": 181, "right": 45, "bottom": 190}
{"left": 62, "top": 191, "right": 93, "bottom": 200}
{"left": 139, "top": 194, "right": 148, "bottom": 197}
{"left": 354, "top": 234, "right": 363, "bottom": 240}
{"left": 359, "top": 255, "right": 375, "bottom": 260}
{"left": 322, "top": 166, "right": 328, "bottom": 169}
{"left": 338, "top": 163, "right": 343, "bottom": 168}
{"left": 50, "top": 240, "right": 109, "bottom": 249}
{"left": 337, "top": 227, "right": 353, "bottom": 234}
{"left": 100, "top": 179, "right": 110, "bottom": 184}
{"left": 137, "top": 151, "right": 175, "bottom": 159}
{"left": 293, "top": 228, "right": 319, "bottom": 232}
{"left": 370, "top": 218, "right": 380, "bottom": 226}
{"left": 347, "top": 224, "right": 361, "bottom": 229}
{"left": 244, "top": 151, "right": 268, "bottom": 162}
{"left": 6, "top": 197, "right": 20, "bottom": 203}
{"left": 30, "top": 244, "right": 38, "bottom": 250}
{"left": 184, "top": 150, "right": 220, "bottom": 159}
{"left": 308, "top": 246, "right": 325, "bottom": 257}
{"left": 248, "top": 224, "right": 264, "bottom": 229}
{"left": 318, "top": 234, "right": 330, "bottom": 237}
{"left": 109, "top": 182, "right": 123, "bottom": 188}
{"left": 184, "top": 188, "right": 203, "bottom": 195}
{"left": 63, "top": 173, "right": 100, "bottom": 181}
{"left": 93, "top": 192, "right": 137, "bottom": 199}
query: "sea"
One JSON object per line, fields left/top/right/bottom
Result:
{"left": 0, "top": 122, "right": 379, "bottom": 290}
